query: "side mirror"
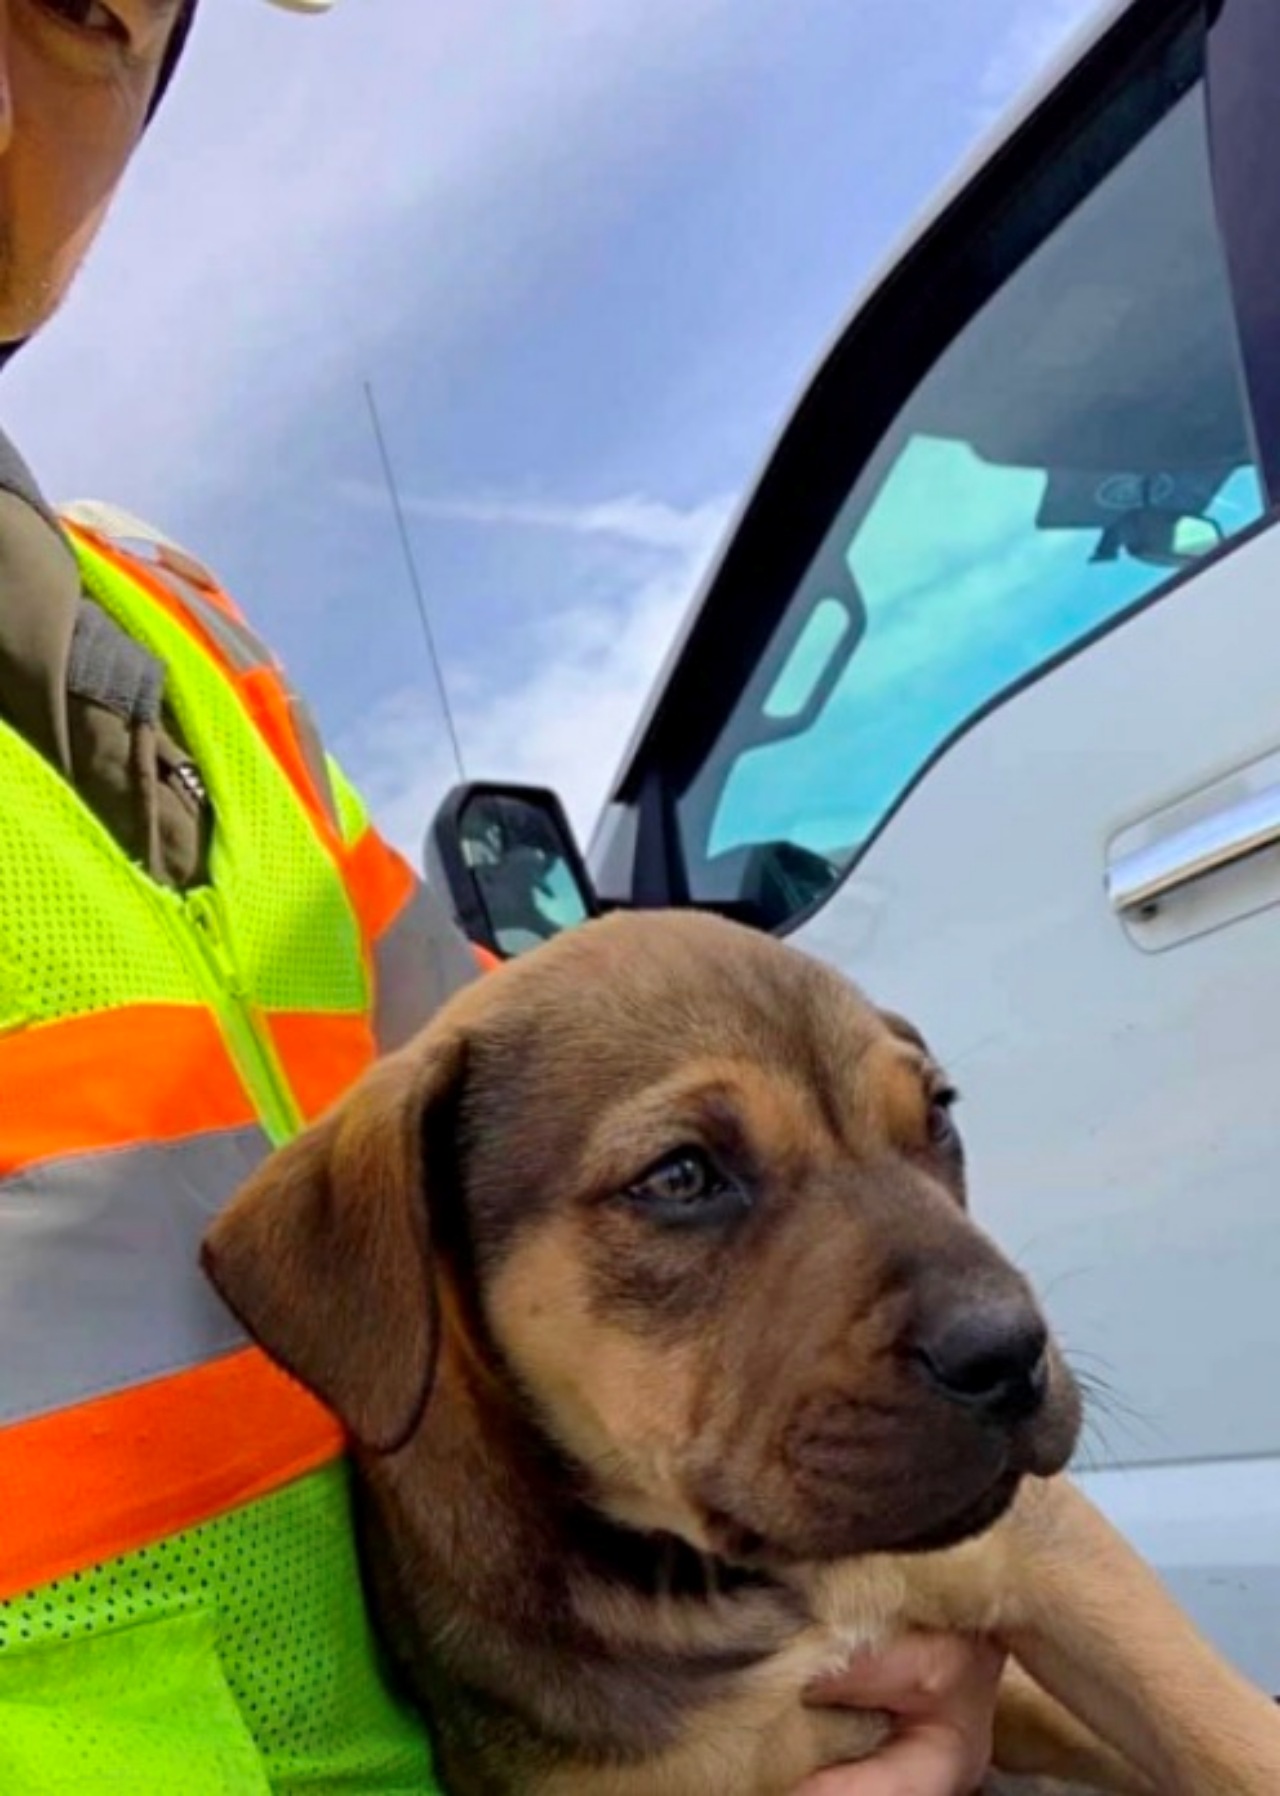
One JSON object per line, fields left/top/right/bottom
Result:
{"left": 425, "top": 783, "right": 600, "bottom": 961}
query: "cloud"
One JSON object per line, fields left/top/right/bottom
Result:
{"left": 337, "top": 490, "right": 733, "bottom": 858}
{"left": 343, "top": 480, "right": 731, "bottom": 557}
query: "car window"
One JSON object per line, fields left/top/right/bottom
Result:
{"left": 674, "top": 74, "right": 1266, "bottom": 925}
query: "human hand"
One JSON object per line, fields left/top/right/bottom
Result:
{"left": 793, "top": 1632, "right": 1005, "bottom": 1795}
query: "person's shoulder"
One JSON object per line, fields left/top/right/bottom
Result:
{"left": 59, "top": 495, "right": 312, "bottom": 720}
{"left": 58, "top": 498, "right": 265, "bottom": 634}
{"left": 59, "top": 502, "right": 481, "bottom": 1008}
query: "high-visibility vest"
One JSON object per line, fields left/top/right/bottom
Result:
{"left": 0, "top": 518, "right": 444, "bottom": 1793}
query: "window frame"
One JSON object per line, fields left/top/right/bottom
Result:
{"left": 1206, "top": 0, "right": 1280, "bottom": 497}
{"left": 612, "top": 0, "right": 1278, "bottom": 927}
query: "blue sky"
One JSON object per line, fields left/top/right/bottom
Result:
{"left": 7, "top": 0, "right": 1101, "bottom": 857}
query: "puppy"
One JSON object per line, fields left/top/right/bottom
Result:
{"left": 203, "top": 910, "right": 1280, "bottom": 1795}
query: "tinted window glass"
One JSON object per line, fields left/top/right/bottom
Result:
{"left": 675, "top": 78, "right": 1265, "bottom": 923}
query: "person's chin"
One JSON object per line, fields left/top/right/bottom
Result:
{"left": 0, "top": 286, "right": 61, "bottom": 347}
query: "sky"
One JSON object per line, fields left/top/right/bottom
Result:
{"left": 7, "top": 0, "right": 1105, "bottom": 863}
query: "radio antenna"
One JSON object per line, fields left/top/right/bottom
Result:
{"left": 363, "top": 379, "right": 466, "bottom": 783}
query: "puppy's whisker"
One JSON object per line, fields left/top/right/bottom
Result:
{"left": 1017, "top": 1259, "right": 1095, "bottom": 1305}
{"left": 1069, "top": 1357, "right": 1148, "bottom": 1425}
{"left": 1069, "top": 1359, "right": 1164, "bottom": 1463}
{"left": 931, "top": 1036, "right": 1000, "bottom": 1077}
{"left": 1065, "top": 1347, "right": 1122, "bottom": 1371}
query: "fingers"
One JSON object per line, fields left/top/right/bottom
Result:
{"left": 792, "top": 1723, "right": 986, "bottom": 1796}
{"left": 794, "top": 1633, "right": 1005, "bottom": 1796}
{"left": 808, "top": 1632, "right": 1005, "bottom": 1721}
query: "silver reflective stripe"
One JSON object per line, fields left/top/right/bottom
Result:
{"left": 60, "top": 499, "right": 213, "bottom": 573}
{"left": 146, "top": 564, "right": 341, "bottom": 831}
{"left": 64, "top": 501, "right": 345, "bottom": 833}
{"left": 61, "top": 501, "right": 272, "bottom": 675}
{"left": 135, "top": 558, "right": 343, "bottom": 833}
{"left": 0, "top": 1125, "right": 269, "bottom": 1425}
{"left": 286, "top": 692, "right": 341, "bottom": 829}
{"left": 373, "top": 880, "right": 478, "bottom": 1053}
{"left": 62, "top": 498, "right": 341, "bottom": 827}
{"left": 156, "top": 562, "right": 270, "bottom": 674}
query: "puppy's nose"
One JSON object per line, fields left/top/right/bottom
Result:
{"left": 912, "top": 1302, "right": 1049, "bottom": 1424}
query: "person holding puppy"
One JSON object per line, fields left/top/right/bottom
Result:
{"left": 0, "top": 5, "right": 1246, "bottom": 1795}
{"left": 803, "top": 1639, "right": 1004, "bottom": 1796}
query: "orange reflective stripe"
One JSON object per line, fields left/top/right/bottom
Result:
{"left": 473, "top": 944, "right": 502, "bottom": 972}
{"left": 238, "top": 666, "right": 343, "bottom": 845}
{"left": 68, "top": 524, "right": 417, "bottom": 976}
{"left": 0, "top": 1348, "right": 343, "bottom": 1601}
{"left": 0, "top": 1007, "right": 256, "bottom": 1178}
{"left": 69, "top": 523, "right": 245, "bottom": 688}
{"left": 267, "top": 1010, "right": 378, "bottom": 1123}
{"left": 345, "top": 825, "right": 416, "bottom": 945}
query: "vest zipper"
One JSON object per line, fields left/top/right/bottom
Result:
{"left": 180, "top": 887, "right": 304, "bottom": 1146}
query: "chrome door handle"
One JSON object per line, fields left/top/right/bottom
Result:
{"left": 1108, "top": 784, "right": 1280, "bottom": 914}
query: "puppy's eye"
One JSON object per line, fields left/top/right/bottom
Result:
{"left": 927, "top": 1086, "right": 960, "bottom": 1151}
{"left": 623, "top": 1148, "right": 745, "bottom": 1227}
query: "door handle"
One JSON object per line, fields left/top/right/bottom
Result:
{"left": 1108, "top": 783, "right": 1280, "bottom": 914}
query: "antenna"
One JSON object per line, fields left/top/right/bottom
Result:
{"left": 363, "top": 380, "right": 467, "bottom": 784}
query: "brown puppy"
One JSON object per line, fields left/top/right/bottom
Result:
{"left": 202, "top": 911, "right": 1280, "bottom": 1796}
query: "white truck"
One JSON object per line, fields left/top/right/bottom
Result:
{"left": 427, "top": 0, "right": 1280, "bottom": 1692}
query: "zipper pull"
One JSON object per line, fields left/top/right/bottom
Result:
{"left": 186, "top": 889, "right": 246, "bottom": 999}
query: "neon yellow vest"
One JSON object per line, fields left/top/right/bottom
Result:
{"left": 0, "top": 523, "right": 443, "bottom": 1794}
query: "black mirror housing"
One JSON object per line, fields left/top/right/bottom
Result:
{"left": 425, "top": 782, "right": 601, "bottom": 961}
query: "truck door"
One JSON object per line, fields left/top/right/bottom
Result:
{"left": 591, "top": 0, "right": 1280, "bottom": 1684}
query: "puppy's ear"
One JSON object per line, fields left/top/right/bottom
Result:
{"left": 201, "top": 1031, "right": 465, "bottom": 1454}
